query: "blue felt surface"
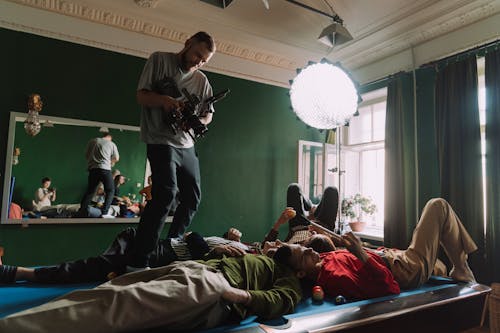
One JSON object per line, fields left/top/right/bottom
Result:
{"left": 0, "top": 277, "right": 463, "bottom": 332}
{"left": 199, "top": 277, "right": 464, "bottom": 333}
{"left": 0, "top": 282, "right": 98, "bottom": 318}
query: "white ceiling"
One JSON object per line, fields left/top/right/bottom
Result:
{"left": 1, "top": 0, "right": 500, "bottom": 86}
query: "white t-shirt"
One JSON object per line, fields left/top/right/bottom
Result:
{"left": 35, "top": 187, "right": 53, "bottom": 208}
{"left": 137, "top": 51, "right": 214, "bottom": 148}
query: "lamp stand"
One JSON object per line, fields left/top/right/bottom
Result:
{"left": 335, "top": 127, "right": 345, "bottom": 234}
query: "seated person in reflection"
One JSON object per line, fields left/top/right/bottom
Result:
{"left": 33, "top": 177, "right": 56, "bottom": 210}
{"left": 117, "top": 195, "right": 141, "bottom": 217}
{"left": 274, "top": 198, "right": 477, "bottom": 301}
{"left": 138, "top": 175, "right": 152, "bottom": 214}
{"left": 91, "top": 182, "right": 105, "bottom": 208}
{"left": 111, "top": 174, "right": 126, "bottom": 206}
{"left": 0, "top": 227, "right": 253, "bottom": 284}
{"left": 139, "top": 175, "right": 152, "bottom": 203}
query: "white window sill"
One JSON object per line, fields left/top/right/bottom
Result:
{"left": 352, "top": 225, "right": 383, "bottom": 242}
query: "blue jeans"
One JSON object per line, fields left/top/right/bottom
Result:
{"left": 131, "top": 144, "right": 201, "bottom": 267}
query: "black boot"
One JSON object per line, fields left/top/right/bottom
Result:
{"left": 286, "top": 183, "right": 311, "bottom": 229}
{"left": 314, "top": 186, "right": 339, "bottom": 231}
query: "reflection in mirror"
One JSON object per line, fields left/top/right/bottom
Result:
{"left": 2, "top": 112, "right": 148, "bottom": 224}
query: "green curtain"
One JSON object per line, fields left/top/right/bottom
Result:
{"left": 384, "top": 73, "right": 417, "bottom": 248}
{"left": 435, "top": 56, "right": 485, "bottom": 281}
{"left": 485, "top": 49, "right": 500, "bottom": 283}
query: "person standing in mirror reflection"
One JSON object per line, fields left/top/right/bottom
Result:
{"left": 131, "top": 31, "right": 216, "bottom": 269}
{"left": 78, "top": 132, "right": 119, "bottom": 218}
{"left": 34, "top": 177, "right": 56, "bottom": 209}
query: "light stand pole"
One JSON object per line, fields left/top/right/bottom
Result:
{"left": 335, "top": 127, "right": 345, "bottom": 234}
{"left": 327, "top": 127, "right": 345, "bottom": 234}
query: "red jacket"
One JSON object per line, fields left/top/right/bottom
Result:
{"left": 316, "top": 250, "right": 400, "bottom": 300}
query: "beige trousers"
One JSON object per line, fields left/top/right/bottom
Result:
{"left": 383, "top": 198, "right": 477, "bottom": 289}
{"left": 0, "top": 261, "right": 232, "bottom": 333}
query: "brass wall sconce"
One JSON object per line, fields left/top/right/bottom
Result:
{"left": 24, "top": 93, "right": 43, "bottom": 137}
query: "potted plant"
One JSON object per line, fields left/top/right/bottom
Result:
{"left": 341, "top": 194, "right": 377, "bottom": 232}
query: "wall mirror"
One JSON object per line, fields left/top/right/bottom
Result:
{"left": 2, "top": 112, "right": 148, "bottom": 224}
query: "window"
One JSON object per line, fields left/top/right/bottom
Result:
{"left": 298, "top": 88, "right": 387, "bottom": 240}
{"left": 342, "top": 88, "right": 387, "bottom": 238}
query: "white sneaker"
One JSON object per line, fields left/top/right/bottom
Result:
{"left": 101, "top": 214, "right": 116, "bottom": 219}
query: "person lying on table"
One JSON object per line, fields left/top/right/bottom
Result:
{"left": 0, "top": 227, "right": 252, "bottom": 284}
{"left": 273, "top": 198, "right": 477, "bottom": 301}
{"left": 0, "top": 246, "right": 302, "bottom": 333}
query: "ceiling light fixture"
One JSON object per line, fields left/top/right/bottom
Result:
{"left": 285, "top": 0, "right": 353, "bottom": 47}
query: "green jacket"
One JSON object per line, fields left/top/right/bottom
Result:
{"left": 203, "top": 254, "right": 302, "bottom": 320}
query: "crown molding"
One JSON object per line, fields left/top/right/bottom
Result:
{"left": 5, "top": 0, "right": 299, "bottom": 71}
{"left": 330, "top": 0, "right": 500, "bottom": 69}
{"left": 2, "top": 0, "right": 499, "bottom": 86}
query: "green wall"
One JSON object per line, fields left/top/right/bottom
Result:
{"left": 0, "top": 28, "right": 322, "bottom": 266}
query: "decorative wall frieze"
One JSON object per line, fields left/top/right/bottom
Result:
{"left": 5, "top": 0, "right": 298, "bottom": 70}
{"left": 0, "top": 19, "right": 151, "bottom": 57}
{"left": 3, "top": 0, "right": 499, "bottom": 85}
{"left": 0, "top": 18, "right": 292, "bottom": 87}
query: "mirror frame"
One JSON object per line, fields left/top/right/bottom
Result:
{"left": 2, "top": 111, "right": 146, "bottom": 224}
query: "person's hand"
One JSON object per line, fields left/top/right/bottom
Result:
{"left": 213, "top": 244, "right": 246, "bottom": 257}
{"left": 222, "top": 286, "right": 251, "bottom": 305}
{"left": 262, "top": 241, "right": 277, "bottom": 255}
{"left": 307, "top": 224, "right": 343, "bottom": 246}
{"left": 279, "top": 207, "right": 296, "bottom": 224}
{"left": 182, "top": 231, "right": 193, "bottom": 241}
{"left": 226, "top": 228, "right": 242, "bottom": 242}
{"left": 341, "top": 232, "right": 369, "bottom": 263}
{"left": 161, "top": 95, "right": 184, "bottom": 116}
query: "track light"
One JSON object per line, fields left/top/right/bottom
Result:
{"left": 318, "top": 22, "right": 353, "bottom": 47}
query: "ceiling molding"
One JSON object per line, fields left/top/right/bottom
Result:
{"left": 5, "top": 0, "right": 298, "bottom": 71}
{"left": 329, "top": 0, "right": 500, "bottom": 69}
{"left": 2, "top": 0, "right": 499, "bottom": 86}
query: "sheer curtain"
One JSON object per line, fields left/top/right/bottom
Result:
{"left": 435, "top": 56, "right": 485, "bottom": 280}
{"left": 485, "top": 49, "right": 500, "bottom": 284}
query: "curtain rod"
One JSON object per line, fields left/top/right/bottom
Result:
{"left": 421, "top": 38, "right": 500, "bottom": 68}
